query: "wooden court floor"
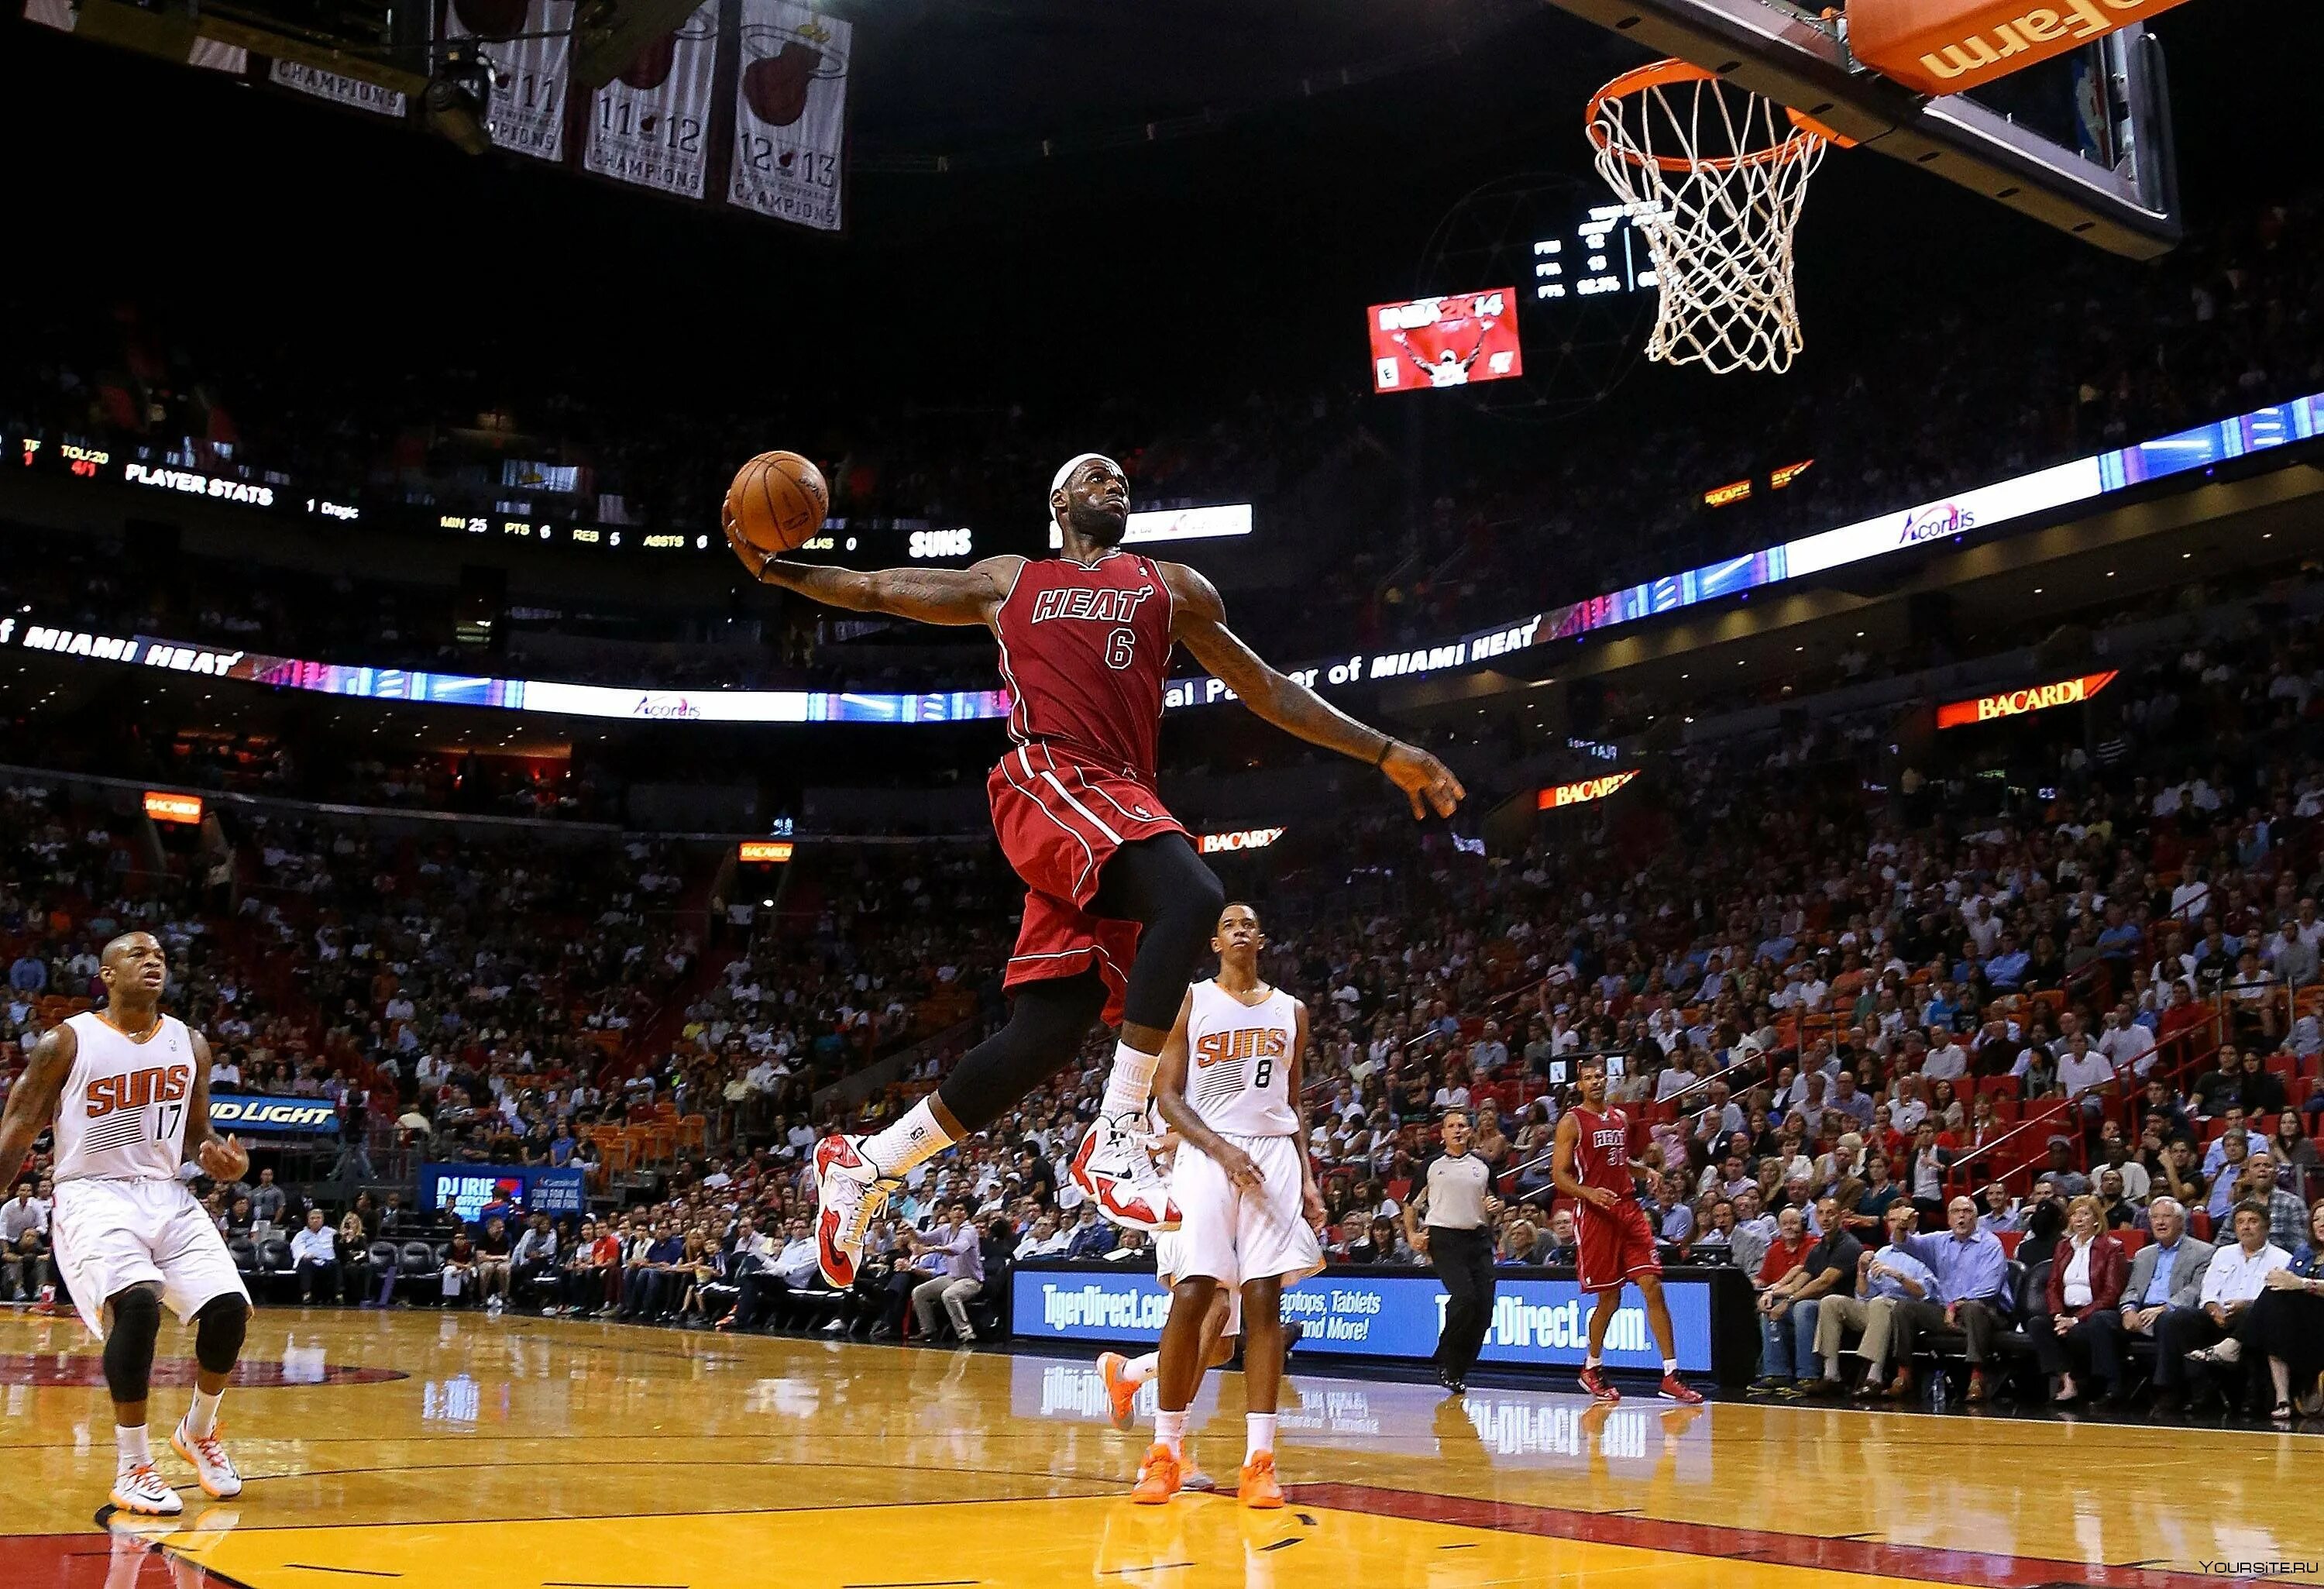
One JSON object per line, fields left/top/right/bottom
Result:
{"left": 4, "top": 1306, "right": 2321, "bottom": 1589}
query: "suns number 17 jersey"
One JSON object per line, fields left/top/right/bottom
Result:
{"left": 52, "top": 1010, "right": 198, "bottom": 1183}
{"left": 992, "top": 550, "right": 1174, "bottom": 782}
{"left": 1184, "top": 979, "right": 1300, "bottom": 1139}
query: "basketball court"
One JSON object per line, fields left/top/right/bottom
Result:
{"left": 5, "top": 1308, "right": 2319, "bottom": 1588}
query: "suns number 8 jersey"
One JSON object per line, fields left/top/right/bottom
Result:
{"left": 1184, "top": 979, "right": 1300, "bottom": 1139}
{"left": 52, "top": 1010, "right": 198, "bottom": 1183}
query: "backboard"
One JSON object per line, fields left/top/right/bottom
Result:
{"left": 1545, "top": 0, "right": 2181, "bottom": 257}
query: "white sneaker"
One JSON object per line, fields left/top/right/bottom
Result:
{"left": 813, "top": 1135, "right": 896, "bottom": 1287}
{"left": 170, "top": 1418, "right": 243, "bottom": 1500}
{"left": 1180, "top": 1467, "right": 1218, "bottom": 1493}
{"left": 110, "top": 1463, "right": 184, "bottom": 1516}
{"left": 1070, "top": 1112, "right": 1181, "bottom": 1233}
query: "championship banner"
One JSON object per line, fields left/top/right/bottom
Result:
{"left": 583, "top": 2, "right": 719, "bottom": 198}
{"left": 445, "top": 0, "right": 575, "bottom": 163}
{"left": 23, "top": 0, "right": 249, "bottom": 71}
{"left": 727, "top": 0, "right": 851, "bottom": 232}
{"left": 1936, "top": 669, "right": 2117, "bottom": 729}
{"left": 269, "top": 57, "right": 409, "bottom": 118}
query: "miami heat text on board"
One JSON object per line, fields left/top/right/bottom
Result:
{"left": 1368, "top": 289, "right": 1522, "bottom": 393}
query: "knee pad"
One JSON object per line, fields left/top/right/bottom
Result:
{"left": 193, "top": 1292, "right": 250, "bottom": 1375}
{"left": 103, "top": 1285, "right": 164, "bottom": 1404}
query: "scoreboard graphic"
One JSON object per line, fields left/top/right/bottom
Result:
{"left": 1368, "top": 289, "right": 1522, "bottom": 393}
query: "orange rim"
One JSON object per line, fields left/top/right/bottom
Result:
{"left": 1585, "top": 57, "right": 1834, "bottom": 174}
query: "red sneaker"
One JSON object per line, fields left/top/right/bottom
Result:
{"left": 1578, "top": 1365, "right": 1621, "bottom": 1403}
{"left": 1658, "top": 1373, "right": 1704, "bottom": 1405}
{"left": 812, "top": 1135, "right": 893, "bottom": 1288}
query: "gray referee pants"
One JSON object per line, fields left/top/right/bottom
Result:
{"left": 1429, "top": 1226, "right": 1497, "bottom": 1379}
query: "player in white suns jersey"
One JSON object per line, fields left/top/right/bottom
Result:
{"left": 1129, "top": 902, "right": 1324, "bottom": 1510}
{"left": 0, "top": 932, "right": 253, "bottom": 1516}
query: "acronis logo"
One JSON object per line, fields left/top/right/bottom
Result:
{"left": 1893, "top": 501, "right": 1975, "bottom": 546}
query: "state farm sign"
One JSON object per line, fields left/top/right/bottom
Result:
{"left": 1936, "top": 670, "right": 2117, "bottom": 729}
{"left": 1847, "top": 0, "right": 2196, "bottom": 96}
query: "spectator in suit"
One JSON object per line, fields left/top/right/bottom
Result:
{"left": 2033, "top": 1195, "right": 2130, "bottom": 1404}
{"left": 2119, "top": 1197, "right": 2213, "bottom": 1355}
{"left": 287, "top": 1209, "right": 338, "bottom": 1304}
{"left": 2247, "top": 1199, "right": 2324, "bottom": 1422}
{"left": 2154, "top": 1202, "right": 2292, "bottom": 1412}
{"left": 1064, "top": 1204, "right": 1116, "bottom": 1259}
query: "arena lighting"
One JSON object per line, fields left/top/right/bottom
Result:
{"left": 1197, "top": 826, "right": 1285, "bottom": 855}
{"left": 143, "top": 791, "right": 204, "bottom": 824}
{"left": 1935, "top": 670, "right": 2118, "bottom": 729}
{"left": 2, "top": 392, "right": 2315, "bottom": 727}
{"left": 737, "top": 841, "right": 794, "bottom": 862}
{"left": 1537, "top": 770, "right": 1638, "bottom": 810}
{"left": 1046, "top": 503, "right": 1253, "bottom": 550}
{"left": 424, "top": 43, "right": 495, "bottom": 156}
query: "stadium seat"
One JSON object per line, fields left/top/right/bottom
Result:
{"left": 260, "top": 1237, "right": 296, "bottom": 1299}
{"left": 1996, "top": 1230, "right": 2023, "bottom": 1258}
{"left": 398, "top": 1240, "right": 442, "bottom": 1298}
{"left": 228, "top": 1237, "right": 260, "bottom": 1278}
{"left": 2116, "top": 1228, "right": 2147, "bottom": 1258}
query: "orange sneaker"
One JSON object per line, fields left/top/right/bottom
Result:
{"left": 1236, "top": 1451, "right": 1284, "bottom": 1508}
{"left": 1098, "top": 1352, "right": 1140, "bottom": 1431}
{"left": 1129, "top": 1442, "right": 1182, "bottom": 1505}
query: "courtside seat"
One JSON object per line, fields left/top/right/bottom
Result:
{"left": 228, "top": 1237, "right": 260, "bottom": 1279}
{"left": 260, "top": 1236, "right": 297, "bottom": 1300}
{"left": 398, "top": 1240, "right": 442, "bottom": 1297}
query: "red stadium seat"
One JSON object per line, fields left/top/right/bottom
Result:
{"left": 2116, "top": 1228, "right": 2147, "bottom": 1257}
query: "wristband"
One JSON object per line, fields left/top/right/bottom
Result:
{"left": 1374, "top": 736, "right": 1397, "bottom": 769}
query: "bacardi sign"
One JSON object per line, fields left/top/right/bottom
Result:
{"left": 1198, "top": 827, "right": 1285, "bottom": 855}
{"left": 1937, "top": 669, "right": 2117, "bottom": 729}
{"left": 1537, "top": 770, "right": 1638, "bottom": 810}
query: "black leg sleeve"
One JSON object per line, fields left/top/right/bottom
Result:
{"left": 934, "top": 974, "right": 1109, "bottom": 1136}
{"left": 1088, "top": 834, "right": 1227, "bottom": 1034}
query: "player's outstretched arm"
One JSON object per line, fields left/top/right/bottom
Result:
{"left": 0, "top": 1023, "right": 74, "bottom": 1186}
{"left": 726, "top": 506, "right": 1021, "bottom": 628}
{"left": 1160, "top": 561, "right": 1464, "bottom": 820}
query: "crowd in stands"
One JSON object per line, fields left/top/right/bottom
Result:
{"left": 5, "top": 573, "right": 2324, "bottom": 1422}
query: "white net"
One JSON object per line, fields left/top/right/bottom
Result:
{"left": 1588, "top": 64, "right": 1828, "bottom": 375}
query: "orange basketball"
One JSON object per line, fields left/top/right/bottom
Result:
{"left": 725, "top": 451, "right": 829, "bottom": 555}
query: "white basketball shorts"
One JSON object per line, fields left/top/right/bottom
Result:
{"left": 1171, "top": 1132, "right": 1324, "bottom": 1302}
{"left": 50, "top": 1177, "right": 249, "bottom": 1339}
{"left": 1154, "top": 1226, "right": 1242, "bottom": 1336}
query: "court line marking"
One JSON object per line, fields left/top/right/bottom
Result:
{"left": 839, "top": 1580, "right": 982, "bottom": 1587}
{"left": 282, "top": 1567, "right": 401, "bottom": 1578}
{"left": 1098, "top": 1564, "right": 1193, "bottom": 1575}
{"left": 541, "top": 1581, "right": 689, "bottom": 1588}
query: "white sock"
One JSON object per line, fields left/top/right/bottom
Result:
{"left": 1663, "top": 1359, "right": 1679, "bottom": 1376}
{"left": 187, "top": 1388, "right": 224, "bottom": 1439}
{"left": 1101, "top": 1041, "right": 1161, "bottom": 1120}
{"left": 1246, "top": 1413, "right": 1277, "bottom": 1461}
{"left": 1584, "top": 1354, "right": 1601, "bottom": 1371}
{"left": 1122, "top": 1351, "right": 1158, "bottom": 1388}
{"left": 858, "top": 1099, "right": 957, "bottom": 1180}
{"left": 1155, "top": 1407, "right": 1188, "bottom": 1459}
{"left": 116, "top": 1424, "right": 151, "bottom": 1470}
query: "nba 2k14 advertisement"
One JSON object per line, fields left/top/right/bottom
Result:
{"left": 727, "top": 0, "right": 851, "bottom": 232}
{"left": 583, "top": 2, "right": 720, "bottom": 198}
{"left": 444, "top": 0, "right": 576, "bottom": 163}
{"left": 1368, "top": 289, "right": 1523, "bottom": 393}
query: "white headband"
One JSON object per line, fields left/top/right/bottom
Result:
{"left": 1050, "top": 452, "right": 1122, "bottom": 500}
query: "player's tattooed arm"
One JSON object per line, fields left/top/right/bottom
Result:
{"left": 1160, "top": 561, "right": 1466, "bottom": 820}
{"left": 184, "top": 1030, "right": 248, "bottom": 1184}
{"left": 0, "top": 1022, "right": 74, "bottom": 1186}
{"left": 730, "top": 505, "right": 1023, "bottom": 628}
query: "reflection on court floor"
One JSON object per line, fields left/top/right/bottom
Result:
{"left": 4, "top": 1309, "right": 2320, "bottom": 1589}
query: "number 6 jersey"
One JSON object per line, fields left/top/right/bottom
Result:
{"left": 1184, "top": 979, "right": 1300, "bottom": 1138}
{"left": 53, "top": 1010, "right": 197, "bottom": 1183}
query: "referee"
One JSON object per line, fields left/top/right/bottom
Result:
{"left": 1404, "top": 1110, "right": 1503, "bottom": 1393}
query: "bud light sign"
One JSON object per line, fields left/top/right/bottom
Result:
{"left": 1010, "top": 1264, "right": 1711, "bottom": 1372}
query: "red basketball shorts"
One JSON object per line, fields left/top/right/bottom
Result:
{"left": 1576, "top": 1198, "right": 1661, "bottom": 1295}
{"left": 988, "top": 742, "right": 1184, "bottom": 1025}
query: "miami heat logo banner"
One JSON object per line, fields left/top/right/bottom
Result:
{"left": 445, "top": 0, "right": 575, "bottom": 163}
{"left": 583, "top": 2, "right": 719, "bottom": 198}
{"left": 727, "top": 0, "right": 851, "bottom": 232}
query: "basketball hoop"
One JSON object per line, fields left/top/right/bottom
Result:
{"left": 1586, "top": 60, "right": 1842, "bottom": 375}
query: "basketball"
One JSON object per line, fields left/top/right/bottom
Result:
{"left": 726, "top": 451, "right": 829, "bottom": 555}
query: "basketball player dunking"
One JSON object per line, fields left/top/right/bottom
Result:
{"left": 1551, "top": 1054, "right": 1703, "bottom": 1404}
{"left": 0, "top": 932, "right": 254, "bottom": 1515}
{"left": 728, "top": 455, "right": 1464, "bottom": 1286}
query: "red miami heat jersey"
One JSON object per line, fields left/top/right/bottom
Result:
{"left": 992, "top": 551, "right": 1174, "bottom": 782}
{"left": 1569, "top": 1104, "right": 1636, "bottom": 1201}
